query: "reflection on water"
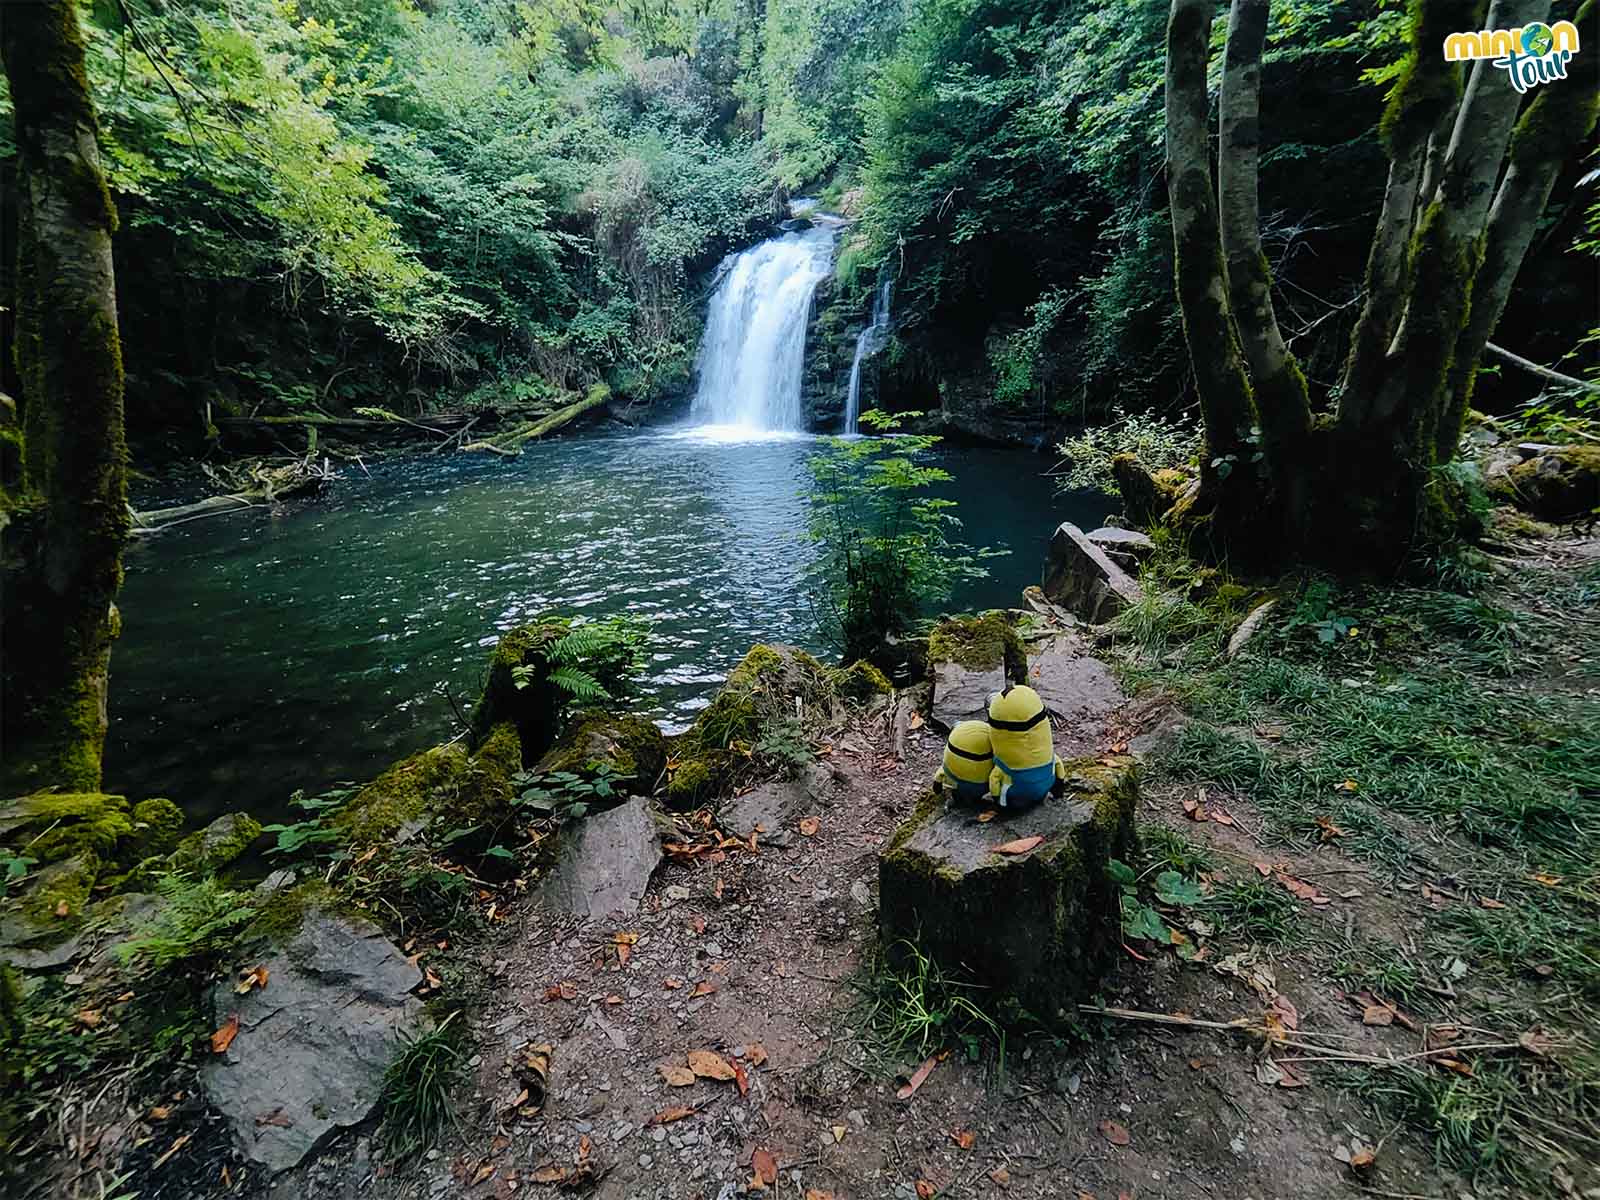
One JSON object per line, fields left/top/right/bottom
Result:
{"left": 107, "top": 429, "right": 1107, "bottom": 821}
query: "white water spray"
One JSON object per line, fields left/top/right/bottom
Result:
{"left": 689, "top": 224, "right": 836, "bottom": 434}
{"left": 843, "top": 275, "right": 893, "bottom": 435}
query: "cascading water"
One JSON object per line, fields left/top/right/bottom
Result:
{"left": 843, "top": 276, "right": 893, "bottom": 435}
{"left": 689, "top": 223, "right": 836, "bottom": 434}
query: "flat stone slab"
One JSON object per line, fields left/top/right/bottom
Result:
{"left": 879, "top": 759, "right": 1137, "bottom": 1028}
{"left": 720, "top": 779, "right": 809, "bottom": 847}
{"left": 1042, "top": 521, "right": 1143, "bottom": 624}
{"left": 929, "top": 660, "right": 1005, "bottom": 733}
{"left": 541, "top": 798, "right": 662, "bottom": 918}
{"left": 201, "top": 909, "right": 424, "bottom": 1174}
{"left": 1026, "top": 633, "right": 1126, "bottom": 758}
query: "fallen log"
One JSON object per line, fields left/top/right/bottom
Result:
{"left": 461, "top": 385, "right": 610, "bottom": 456}
{"left": 132, "top": 493, "right": 258, "bottom": 533}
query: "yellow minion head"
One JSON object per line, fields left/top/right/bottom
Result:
{"left": 987, "top": 685, "right": 1053, "bottom": 772}
{"left": 936, "top": 720, "right": 994, "bottom": 799}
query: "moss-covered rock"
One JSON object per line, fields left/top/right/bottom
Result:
{"left": 878, "top": 756, "right": 1138, "bottom": 1029}
{"left": 334, "top": 720, "right": 522, "bottom": 844}
{"left": 1112, "top": 453, "right": 1190, "bottom": 527}
{"left": 469, "top": 622, "right": 566, "bottom": 764}
{"left": 17, "top": 853, "right": 100, "bottom": 922}
{"left": 0, "top": 791, "right": 132, "bottom": 865}
{"left": 664, "top": 755, "right": 722, "bottom": 809}
{"left": 831, "top": 660, "right": 893, "bottom": 702}
{"left": 535, "top": 709, "right": 667, "bottom": 790}
{"left": 1488, "top": 445, "right": 1600, "bottom": 523}
{"left": 171, "top": 812, "right": 262, "bottom": 874}
{"left": 128, "top": 798, "right": 184, "bottom": 860}
{"left": 927, "top": 613, "right": 1026, "bottom": 678}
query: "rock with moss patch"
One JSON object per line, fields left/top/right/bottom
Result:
{"left": 334, "top": 721, "right": 521, "bottom": 844}
{"left": 926, "top": 614, "right": 1024, "bottom": 732}
{"left": 0, "top": 791, "right": 132, "bottom": 865}
{"left": 831, "top": 660, "right": 893, "bottom": 703}
{"left": 878, "top": 757, "right": 1138, "bottom": 1028}
{"left": 128, "top": 798, "right": 185, "bottom": 861}
{"left": 201, "top": 906, "right": 424, "bottom": 1174}
{"left": 1042, "top": 522, "right": 1143, "bottom": 625}
{"left": 1488, "top": 445, "right": 1600, "bottom": 522}
{"left": 535, "top": 709, "right": 666, "bottom": 791}
{"left": 16, "top": 852, "right": 100, "bottom": 923}
{"left": 171, "top": 812, "right": 262, "bottom": 874}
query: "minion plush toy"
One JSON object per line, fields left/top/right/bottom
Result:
{"left": 933, "top": 720, "right": 994, "bottom": 802}
{"left": 987, "top": 685, "right": 1066, "bottom": 810}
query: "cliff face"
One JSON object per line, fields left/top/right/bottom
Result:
{"left": 799, "top": 276, "right": 854, "bottom": 434}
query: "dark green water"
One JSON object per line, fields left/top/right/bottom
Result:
{"left": 107, "top": 429, "right": 1108, "bottom": 823}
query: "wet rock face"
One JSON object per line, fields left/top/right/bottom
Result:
{"left": 201, "top": 908, "right": 424, "bottom": 1174}
{"left": 1041, "top": 521, "right": 1143, "bottom": 624}
{"left": 878, "top": 758, "right": 1138, "bottom": 1029}
{"left": 539, "top": 798, "right": 663, "bottom": 919}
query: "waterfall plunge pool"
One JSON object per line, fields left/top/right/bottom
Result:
{"left": 109, "top": 429, "right": 1109, "bottom": 824}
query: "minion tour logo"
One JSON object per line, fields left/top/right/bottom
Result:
{"left": 1443, "top": 20, "right": 1582, "bottom": 93}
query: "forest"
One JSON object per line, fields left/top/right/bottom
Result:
{"left": 1, "top": 1, "right": 1598, "bottom": 1199}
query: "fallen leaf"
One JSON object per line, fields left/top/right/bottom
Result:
{"left": 1182, "top": 795, "right": 1207, "bottom": 822}
{"left": 949, "top": 1128, "right": 976, "bottom": 1150}
{"left": 915, "top": 1181, "right": 937, "bottom": 1199}
{"left": 1276, "top": 1061, "right": 1309, "bottom": 1088}
{"left": 55, "top": 899, "right": 70, "bottom": 917}
{"left": 1314, "top": 816, "right": 1345, "bottom": 842}
{"left": 1519, "top": 1026, "right": 1555, "bottom": 1057}
{"left": 1252, "top": 861, "right": 1273, "bottom": 877}
{"left": 662, "top": 977, "right": 684, "bottom": 990}
{"left": 1269, "top": 993, "right": 1300, "bottom": 1031}
{"left": 799, "top": 816, "right": 821, "bottom": 837}
{"left": 746, "top": 1043, "right": 769, "bottom": 1067}
{"left": 614, "top": 931, "right": 638, "bottom": 966}
{"left": 1098, "top": 1119, "right": 1131, "bottom": 1146}
{"left": 1188, "top": 1057, "right": 1212, "bottom": 1070}
{"left": 254, "top": 1107, "right": 292, "bottom": 1129}
{"left": 149, "top": 1105, "right": 172, "bottom": 1121}
{"left": 734, "top": 1062, "right": 750, "bottom": 1097}
{"left": 211, "top": 1014, "right": 240, "bottom": 1054}
{"left": 1529, "top": 873, "right": 1563, "bottom": 887}
{"left": 424, "top": 967, "right": 443, "bottom": 990}
{"left": 516, "top": 1044, "right": 552, "bottom": 1113}
{"left": 472, "top": 1161, "right": 495, "bottom": 1186}
{"left": 1275, "top": 871, "right": 1331, "bottom": 906}
{"left": 1435, "top": 1056, "right": 1475, "bottom": 1077}
{"left": 659, "top": 1064, "right": 695, "bottom": 1087}
{"left": 235, "top": 965, "right": 269, "bottom": 994}
{"left": 691, "top": 980, "right": 718, "bottom": 998}
{"left": 976, "top": 809, "right": 997, "bottom": 823}
{"left": 896, "top": 1052, "right": 942, "bottom": 1100}
{"left": 1362, "top": 1004, "right": 1394, "bottom": 1027}
{"left": 989, "top": 1167, "right": 1010, "bottom": 1186}
{"left": 992, "top": 836, "right": 1043, "bottom": 856}
{"left": 1209, "top": 804, "right": 1236, "bottom": 826}
{"left": 752, "top": 1148, "right": 778, "bottom": 1185}
{"left": 687, "top": 1049, "right": 736, "bottom": 1081}
{"left": 831, "top": 1124, "right": 847, "bottom": 1143}
{"left": 1478, "top": 897, "right": 1507, "bottom": 909}
{"left": 908, "top": 713, "right": 924, "bottom": 729}
{"left": 1335, "top": 779, "right": 1359, "bottom": 792}
{"left": 75, "top": 1008, "right": 102, "bottom": 1028}
{"left": 648, "top": 1105, "right": 697, "bottom": 1126}
{"left": 604, "top": 994, "right": 623, "bottom": 1006}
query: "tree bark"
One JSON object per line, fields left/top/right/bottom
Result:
{"left": 1439, "top": 0, "right": 1600, "bottom": 457}
{"left": 1218, "top": 0, "right": 1311, "bottom": 519}
{"left": 1165, "top": 0, "right": 1253, "bottom": 488}
{"left": 0, "top": 1, "right": 129, "bottom": 794}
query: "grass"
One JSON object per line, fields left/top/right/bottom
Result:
{"left": 381, "top": 1013, "right": 466, "bottom": 1159}
{"left": 856, "top": 939, "right": 1006, "bottom": 1071}
{"left": 1203, "top": 878, "right": 1307, "bottom": 946}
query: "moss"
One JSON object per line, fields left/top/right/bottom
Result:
{"left": 1, "top": 791, "right": 131, "bottom": 864}
{"left": 725, "top": 643, "right": 786, "bottom": 690}
{"left": 927, "top": 613, "right": 1025, "bottom": 678}
{"left": 171, "top": 812, "right": 262, "bottom": 874}
{"left": 128, "top": 797, "right": 184, "bottom": 860}
{"left": 18, "top": 852, "right": 99, "bottom": 922}
{"left": 246, "top": 879, "right": 336, "bottom": 947}
{"left": 831, "top": 660, "right": 893, "bottom": 701}
{"left": 665, "top": 756, "right": 717, "bottom": 809}
{"left": 883, "top": 788, "right": 949, "bottom": 857}
{"left": 1489, "top": 446, "right": 1600, "bottom": 523}
{"left": 535, "top": 709, "right": 666, "bottom": 788}
{"left": 335, "top": 721, "right": 521, "bottom": 844}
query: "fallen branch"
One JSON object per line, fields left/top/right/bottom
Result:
{"left": 460, "top": 385, "right": 610, "bottom": 456}
{"left": 1484, "top": 342, "right": 1600, "bottom": 395}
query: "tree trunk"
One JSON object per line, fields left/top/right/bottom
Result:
{"left": 1164, "top": 0, "right": 1253, "bottom": 495}
{"left": 0, "top": 1, "right": 129, "bottom": 794}
{"left": 1439, "top": 0, "right": 1600, "bottom": 457}
{"left": 1217, "top": 0, "right": 1312, "bottom": 528}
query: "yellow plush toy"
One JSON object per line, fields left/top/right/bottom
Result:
{"left": 933, "top": 720, "right": 994, "bottom": 802}
{"left": 987, "top": 685, "right": 1066, "bottom": 809}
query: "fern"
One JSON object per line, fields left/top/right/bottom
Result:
{"left": 115, "top": 873, "right": 256, "bottom": 972}
{"left": 546, "top": 666, "right": 609, "bottom": 703}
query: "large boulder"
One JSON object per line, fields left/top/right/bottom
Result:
{"left": 925, "top": 613, "right": 1025, "bottom": 733}
{"left": 878, "top": 757, "right": 1138, "bottom": 1029}
{"left": 201, "top": 908, "right": 425, "bottom": 1174}
{"left": 535, "top": 709, "right": 667, "bottom": 793}
{"left": 540, "top": 798, "right": 663, "bottom": 918}
{"left": 171, "top": 811, "right": 262, "bottom": 874}
{"left": 1085, "top": 526, "right": 1154, "bottom": 574}
{"left": 1488, "top": 445, "right": 1600, "bottom": 523}
{"left": 1042, "top": 521, "right": 1143, "bottom": 624}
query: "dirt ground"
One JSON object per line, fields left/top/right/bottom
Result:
{"left": 260, "top": 688, "right": 1481, "bottom": 1200}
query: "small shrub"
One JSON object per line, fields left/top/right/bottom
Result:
{"left": 114, "top": 873, "right": 256, "bottom": 972}
{"left": 1055, "top": 404, "right": 1203, "bottom": 495}
{"left": 382, "top": 1015, "right": 465, "bottom": 1158}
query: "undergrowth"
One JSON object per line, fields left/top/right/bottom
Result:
{"left": 382, "top": 1014, "right": 466, "bottom": 1159}
{"left": 856, "top": 939, "right": 1006, "bottom": 1071}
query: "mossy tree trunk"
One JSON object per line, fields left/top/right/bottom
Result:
{"left": 1162, "top": 0, "right": 1596, "bottom": 568}
{"left": 0, "top": 1, "right": 129, "bottom": 793}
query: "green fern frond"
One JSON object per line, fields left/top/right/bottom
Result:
{"left": 547, "top": 667, "right": 610, "bottom": 702}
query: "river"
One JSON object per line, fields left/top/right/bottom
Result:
{"left": 108, "top": 429, "right": 1109, "bottom": 823}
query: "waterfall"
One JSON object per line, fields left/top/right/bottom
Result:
{"left": 843, "top": 275, "right": 893, "bottom": 435}
{"left": 689, "top": 224, "right": 836, "bottom": 434}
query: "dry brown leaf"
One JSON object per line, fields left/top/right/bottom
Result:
{"left": 604, "top": 994, "right": 623, "bottom": 1006}
{"left": 734, "top": 1062, "right": 750, "bottom": 1097}
{"left": 746, "top": 1043, "right": 769, "bottom": 1067}
{"left": 989, "top": 1167, "right": 1011, "bottom": 1187}
{"left": 1362, "top": 1004, "right": 1394, "bottom": 1027}
{"left": 908, "top": 712, "right": 924, "bottom": 729}
{"left": 805, "top": 1191, "right": 835, "bottom": 1200}
{"left": 752, "top": 1148, "right": 779, "bottom": 1185}
{"left": 149, "top": 1105, "right": 172, "bottom": 1121}
{"left": 659, "top": 1064, "right": 695, "bottom": 1087}
{"left": 976, "top": 809, "right": 998, "bottom": 823}
{"left": 895, "top": 1052, "right": 942, "bottom": 1100}
{"left": 235, "top": 965, "right": 269, "bottom": 994}
{"left": 471, "top": 1161, "right": 495, "bottom": 1186}
{"left": 1209, "top": 804, "right": 1236, "bottom": 826}
{"left": 75, "top": 1008, "right": 102, "bottom": 1028}
{"left": 1252, "top": 861, "right": 1273, "bottom": 877}
{"left": 1519, "top": 1027, "right": 1555, "bottom": 1057}
{"left": 1479, "top": 897, "right": 1508, "bottom": 909}
{"left": 662, "top": 977, "right": 684, "bottom": 990}
{"left": 799, "top": 816, "right": 821, "bottom": 837}
{"left": 1436, "top": 1056, "right": 1475, "bottom": 1077}
{"left": 648, "top": 1105, "right": 697, "bottom": 1126}
{"left": 1314, "top": 815, "right": 1345, "bottom": 841}
{"left": 211, "top": 1014, "right": 240, "bottom": 1054}
{"left": 691, "top": 980, "right": 718, "bottom": 997}
{"left": 949, "top": 1128, "right": 975, "bottom": 1150}
{"left": 614, "top": 931, "right": 638, "bottom": 966}
{"left": 1098, "top": 1118, "right": 1131, "bottom": 1146}
{"left": 915, "top": 1181, "right": 937, "bottom": 1199}
{"left": 687, "top": 1049, "right": 736, "bottom": 1081}
{"left": 1529, "top": 873, "right": 1563, "bottom": 886}
{"left": 992, "top": 835, "right": 1043, "bottom": 856}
